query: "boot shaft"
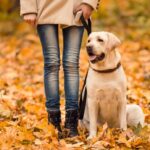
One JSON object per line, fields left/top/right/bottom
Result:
{"left": 65, "top": 109, "right": 79, "bottom": 137}
{"left": 47, "top": 110, "right": 61, "bottom": 132}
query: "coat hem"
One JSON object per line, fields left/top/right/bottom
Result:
{"left": 37, "top": 20, "right": 83, "bottom": 28}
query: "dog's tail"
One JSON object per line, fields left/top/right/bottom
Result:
{"left": 126, "top": 104, "right": 145, "bottom": 127}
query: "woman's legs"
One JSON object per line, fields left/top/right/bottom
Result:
{"left": 63, "top": 26, "right": 84, "bottom": 111}
{"left": 37, "top": 24, "right": 84, "bottom": 138}
{"left": 37, "top": 24, "right": 60, "bottom": 111}
{"left": 37, "top": 24, "right": 84, "bottom": 111}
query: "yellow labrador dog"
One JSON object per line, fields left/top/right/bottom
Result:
{"left": 79, "top": 32, "right": 144, "bottom": 139}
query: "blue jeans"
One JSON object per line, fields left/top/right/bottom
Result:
{"left": 37, "top": 25, "right": 84, "bottom": 111}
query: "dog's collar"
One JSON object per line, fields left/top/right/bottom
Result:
{"left": 90, "top": 62, "right": 121, "bottom": 73}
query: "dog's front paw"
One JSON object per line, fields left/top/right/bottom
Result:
{"left": 87, "top": 134, "right": 96, "bottom": 140}
{"left": 121, "top": 123, "right": 127, "bottom": 130}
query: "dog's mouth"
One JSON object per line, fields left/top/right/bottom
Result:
{"left": 88, "top": 52, "right": 105, "bottom": 63}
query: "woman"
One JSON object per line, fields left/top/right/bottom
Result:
{"left": 20, "top": 0, "right": 99, "bottom": 138}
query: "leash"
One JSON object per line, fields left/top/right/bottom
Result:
{"left": 79, "top": 14, "right": 92, "bottom": 120}
{"left": 80, "top": 14, "right": 92, "bottom": 36}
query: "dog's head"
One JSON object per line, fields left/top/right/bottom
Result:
{"left": 86, "top": 32, "right": 121, "bottom": 64}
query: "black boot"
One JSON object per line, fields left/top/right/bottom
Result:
{"left": 47, "top": 110, "right": 63, "bottom": 139}
{"left": 65, "top": 109, "right": 79, "bottom": 138}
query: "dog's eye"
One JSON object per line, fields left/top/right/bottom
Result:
{"left": 97, "top": 38, "right": 104, "bottom": 42}
{"left": 88, "top": 39, "right": 90, "bottom": 43}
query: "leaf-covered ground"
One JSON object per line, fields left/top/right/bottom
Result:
{"left": 0, "top": 21, "right": 150, "bottom": 149}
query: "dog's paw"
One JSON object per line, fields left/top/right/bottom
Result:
{"left": 87, "top": 135, "right": 96, "bottom": 140}
{"left": 122, "top": 126, "right": 127, "bottom": 130}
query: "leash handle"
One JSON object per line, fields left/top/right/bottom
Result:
{"left": 80, "top": 14, "right": 92, "bottom": 35}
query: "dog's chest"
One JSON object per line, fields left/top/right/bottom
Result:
{"left": 87, "top": 69, "right": 123, "bottom": 97}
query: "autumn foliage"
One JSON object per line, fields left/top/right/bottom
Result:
{"left": 0, "top": 0, "right": 150, "bottom": 149}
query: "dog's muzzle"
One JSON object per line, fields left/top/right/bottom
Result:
{"left": 86, "top": 46, "right": 105, "bottom": 63}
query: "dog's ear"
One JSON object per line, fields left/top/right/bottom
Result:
{"left": 106, "top": 33, "right": 121, "bottom": 51}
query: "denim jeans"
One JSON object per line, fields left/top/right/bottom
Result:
{"left": 37, "top": 25, "right": 84, "bottom": 111}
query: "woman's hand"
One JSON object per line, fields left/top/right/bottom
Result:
{"left": 23, "top": 14, "right": 37, "bottom": 26}
{"left": 74, "top": 3, "right": 93, "bottom": 20}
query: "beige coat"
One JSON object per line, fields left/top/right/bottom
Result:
{"left": 20, "top": 0, "right": 100, "bottom": 26}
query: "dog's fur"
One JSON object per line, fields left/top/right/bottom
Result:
{"left": 79, "top": 32, "right": 144, "bottom": 139}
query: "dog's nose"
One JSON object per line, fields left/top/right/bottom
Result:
{"left": 86, "top": 46, "right": 93, "bottom": 52}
